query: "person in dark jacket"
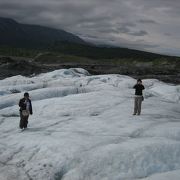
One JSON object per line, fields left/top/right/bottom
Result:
{"left": 133, "top": 79, "right": 145, "bottom": 115}
{"left": 19, "top": 92, "right": 33, "bottom": 129}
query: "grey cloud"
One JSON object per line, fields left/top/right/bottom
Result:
{"left": 129, "top": 30, "right": 148, "bottom": 36}
{"left": 0, "top": 0, "right": 179, "bottom": 55}
{"left": 117, "top": 27, "right": 130, "bottom": 34}
{"left": 117, "top": 27, "right": 148, "bottom": 36}
{"left": 130, "top": 0, "right": 180, "bottom": 17}
{"left": 119, "top": 22, "right": 136, "bottom": 27}
{"left": 138, "top": 19, "right": 158, "bottom": 24}
{"left": 130, "top": 0, "right": 180, "bottom": 9}
{"left": 164, "top": 33, "right": 172, "bottom": 36}
{"left": 83, "top": 35, "right": 159, "bottom": 51}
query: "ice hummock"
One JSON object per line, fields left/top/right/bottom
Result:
{"left": 0, "top": 68, "right": 180, "bottom": 180}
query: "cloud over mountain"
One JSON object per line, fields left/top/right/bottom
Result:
{"left": 0, "top": 0, "right": 179, "bottom": 55}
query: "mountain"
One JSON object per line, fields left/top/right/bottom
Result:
{"left": 0, "top": 17, "right": 86, "bottom": 48}
{"left": 0, "top": 17, "right": 180, "bottom": 84}
{"left": 0, "top": 17, "right": 178, "bottom": 60}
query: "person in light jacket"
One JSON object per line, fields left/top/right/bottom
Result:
{"left": 19, "top": 92, "right": 33, "bottom": 129}
{"left": 133, "top": 79, "right": 145, "bottom": 115}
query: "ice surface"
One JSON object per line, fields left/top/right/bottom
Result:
{"left": 0, "top": 68, "right": 180, "bottom": 180}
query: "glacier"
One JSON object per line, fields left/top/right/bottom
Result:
{"left": 0, "top": 68, "right": 180, "bottom": 180}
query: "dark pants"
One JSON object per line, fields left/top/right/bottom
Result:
{"left": 134, "top": 96, "right": 143, "bottom": 115}
{"left": 19, "top": 112, "right": 29, "bottom": 129}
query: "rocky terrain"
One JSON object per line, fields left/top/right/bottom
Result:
{"left": 0, "top": 56, "right": 179, "bottom": 84}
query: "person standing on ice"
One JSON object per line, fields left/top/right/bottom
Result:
{"left": 133, "top": 79, "right": 145, "bottom": 115}
{"left": 19, "top": 92, "right": 33, "bottom": 129}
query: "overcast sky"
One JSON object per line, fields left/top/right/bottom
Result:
{"left": 0, "top": 0, "right": 180, "bottom": 56}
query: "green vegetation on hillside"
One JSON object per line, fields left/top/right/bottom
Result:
{"left": 0, "top": 43, "right": 180, "bottom": 64}
{"left": 0, "top": 46, "right": 41, "bottom": 58}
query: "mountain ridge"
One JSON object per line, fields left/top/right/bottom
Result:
{"left": 0, "top": 17, "right": 179, "bottom": 58}
{"left": 0, "top": 17, "right": 86, "bottom": 48}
